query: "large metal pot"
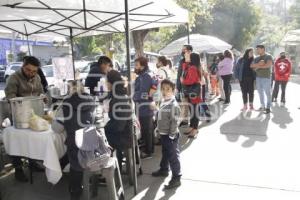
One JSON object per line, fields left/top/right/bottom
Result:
{"left": 10, "top": 96, "right": 44, "bottom": 129}
{"left": 0, "top": 100, "right": 11, "bottom": 127}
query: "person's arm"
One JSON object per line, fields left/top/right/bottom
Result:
{"left": 169, "top": 104, "right": 181, "bottom": 134}
{"left": 38, "top": 68, "right": 48, "bottom": 92}
{"left": 4, "top": 75, "right": 18, "bottom": 99}
{"left": 176, "top": 60, "right": 183, "bottom": 92}
{"left": 36, "top": 76, "right": 44, "bottom": 96}
{"left": 287, "top": 60, "right": 292, "bottom": 78}
{"left": 274, "top": 59, "right": 280, "bottom": 75}
{"left": 133, "top": 74, "right": 152, "bottom": 102}
{"left": 258, "top": 59, "right": 273, "bottom": 69}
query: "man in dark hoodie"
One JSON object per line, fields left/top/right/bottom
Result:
{"left": 85, "top": 56, "right": 112, "bottom": 96}
{"left": 133, "top": 56, "right": 156, "bottom": 159}
{"left": 61, "top": 80, "right": 96, "bottom": 200}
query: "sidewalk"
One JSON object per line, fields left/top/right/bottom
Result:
{"left": 1, "top": 81, "right": 300, "bottom": 200}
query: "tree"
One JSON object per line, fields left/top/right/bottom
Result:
{"left": 289, "top": 0, "right": 300, "bottom": 28}
{"left": 132, "top": 0, "right": 216, "bottom": 57}
{"left": 132, "top": 30, "right": 150, "bottom": 57}
{"left": 195, "top": 0, "right": 261, "bottom": 50}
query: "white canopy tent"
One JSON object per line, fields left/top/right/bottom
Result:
{"left": 0, "top": 0, "right": 188, "bottom": 37}
{"left": 0, "top": 0, "right": 189, "bottom": 194}
{"left": 281, "top": 29, "right": 300, "bottom": 45}
{"left": 160, "top": 34, "right": 232, "bottom": 56}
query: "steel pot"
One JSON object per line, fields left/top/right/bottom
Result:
{"left": 10, "top": 96, "right": 44, "bottom": 129}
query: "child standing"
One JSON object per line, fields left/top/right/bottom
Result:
{"left": 152, "top": 79, "right": 182, "bottom": 190}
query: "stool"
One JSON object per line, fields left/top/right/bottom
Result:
{"left": 83, "top": 157, "right": 125, "bottom": 200}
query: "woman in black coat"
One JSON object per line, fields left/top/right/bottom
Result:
{"left": 104, "top": 70, "right": 132, "bottom": 168}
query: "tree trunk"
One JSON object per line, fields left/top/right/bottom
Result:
{"left": 132, "top": 30, "right": 149, "bottom": 58}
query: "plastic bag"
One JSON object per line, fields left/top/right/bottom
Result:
{"left": 29, "top": 111, "right": 49, "bottom": 131}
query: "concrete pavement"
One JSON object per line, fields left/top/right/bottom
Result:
{"left": 1, "top": 79, "right": 300, "bottom": 200}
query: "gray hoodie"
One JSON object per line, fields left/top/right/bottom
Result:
{"left": 156, "top": 97, "right": 181, "bottom": 138}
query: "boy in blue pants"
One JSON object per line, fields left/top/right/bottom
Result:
{"left": 152, "top": 79, "right": 182, "bottom": 190}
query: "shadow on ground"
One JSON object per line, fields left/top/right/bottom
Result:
{"left": 220, "top": 111, "right": 270, "bottom": 148}
{"left": 271, "top": 104, "right": 293, "bottom": 129}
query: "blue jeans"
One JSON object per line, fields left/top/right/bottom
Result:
{"left": 256, "top": 77, "right": 271, "bottom": 109}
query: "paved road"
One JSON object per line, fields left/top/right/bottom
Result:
{"left": 1, "top": 77, "right": 300, "bottom": 200}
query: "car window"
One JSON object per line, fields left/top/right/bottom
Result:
{"left": 11, "top": 65, "right": 21, "bottom": 71}
{"left": 42, "top": 67, "right": 54, "bottom": 77}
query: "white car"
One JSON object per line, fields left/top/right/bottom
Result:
{"left": 41, "top": 65, "right": 55, "bottom": 86}
{"left": 4, "top": 62, "right": 23, "bottom": 82}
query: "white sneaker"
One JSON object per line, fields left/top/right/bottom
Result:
{"left": 280, "top": 102, "right": 285, "bottom": 107}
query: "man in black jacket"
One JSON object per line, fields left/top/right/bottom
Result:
{"left": 85, "top": 56, "right": 112, "bottom": 95}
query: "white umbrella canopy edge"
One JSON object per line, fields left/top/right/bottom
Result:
{"left": 160, "top": 34, "right": 232, "bottom": 56}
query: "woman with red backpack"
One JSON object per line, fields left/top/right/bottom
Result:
{"left": 180, "top": 52, "right": 202, "bottom": 138}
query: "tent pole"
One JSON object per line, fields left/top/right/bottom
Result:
{"left": 124, "top": 0, "right": 138, "bottom": 195}
{"left": 24, "top": 24, "right": 31, "bottom": 56}
{"left": 186, "top": 23, "right": 190, "bottom": 44}
{"left": 69, "top": 27, "right": 76, "bottom": 80}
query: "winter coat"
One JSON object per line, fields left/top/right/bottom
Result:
{"left": 5, "top": 69, "right": 43, "bottom": 99}
{"left": 104, "top": 95, "right": 132, "bottom": 150}
{"left": 133, "top": 70, "right": 155, "bottom": 117}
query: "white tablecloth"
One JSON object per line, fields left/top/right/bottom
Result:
{"left": 2, "top": 126, "right": 66, "bottom": 184}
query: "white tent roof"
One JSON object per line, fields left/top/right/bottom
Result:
{"left": 160, "top": 34, "right": 232, "bottom": 56}
{"left": 281, "top": 29, "right": 300, "bottom": 46}
{"left": 0, "top": 0, "right": 188, "bottom": 38}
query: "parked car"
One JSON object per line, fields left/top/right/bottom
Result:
{"left": 0, "top": 65, "right": 6, "bottom": 82}
{"left": 41, "top": 65, "right": 55, "bottom": 86}
{"left": 4, "top": 62, "right": 23, "bottom": 82}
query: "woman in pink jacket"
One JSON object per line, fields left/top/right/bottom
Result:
{"left": 218, "top": 50, "right": 234, "bottom": 104}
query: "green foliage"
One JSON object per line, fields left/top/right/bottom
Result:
{"left": 251, "top": 14, "right": 295, "bottom": 53}
{"left": 195, "top": 0, "right": 261, "bottom": 50}
{"left": 74, "top": 33, "right": 125, "bottom": 60}
{"left": 289, "top": 0, "right": 300, "bottom": 28}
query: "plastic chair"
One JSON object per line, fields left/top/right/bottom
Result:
{"left": 83, "top": 157, "right": 125, "bottom": 200}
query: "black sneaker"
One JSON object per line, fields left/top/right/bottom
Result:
{"left": 164, "top": 177, "right": 181, "bottom": 190}
{"left": 15, "top": 168, "right": 28, "bottom": 183}
{"left": 152, "top": 169, "right": 169, "bottom": 177}
{"left": 257, "top": 107, "right": 265, "bottom": 112}
{"left": 223, "top": 101, "right": 230, "bottom": 105}
{"left": 264, "top": 108, "right": 271, "bottom": 114}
